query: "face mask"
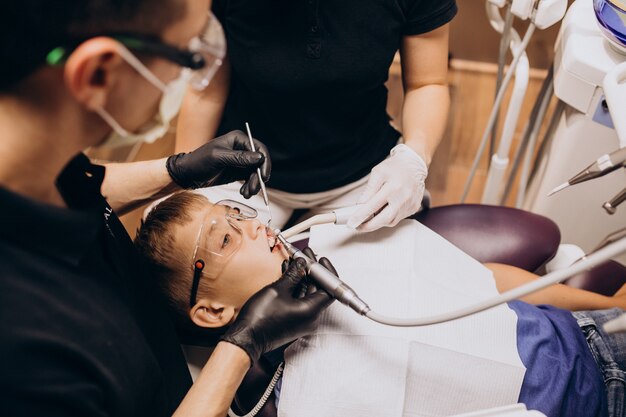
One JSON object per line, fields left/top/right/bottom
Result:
{"left": 95, "top": 45, "right": 190, "bottom": 149}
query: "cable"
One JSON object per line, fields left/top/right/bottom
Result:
{"left": 281, "top": 213, "right": 337, "bottom": 239}
{"left": 490, "top": 1, "right": 515, "bottom": 163}
{"left": 461, "top": 23, "right": 536, "bottom": 203}
{"left": 515, "top": 69, "right": 554, "bottom": 207}
{"left": 227, "top": 362, "right": 284, "bottom": 417}
{"left": 364, "top": 235, "right": 626, "bottom": 327}
{"left": 500, "top": 64, "right": 554, "bottom": 205}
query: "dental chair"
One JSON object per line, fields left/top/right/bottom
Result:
{"left": 228, "top": 203, "right": 626, "bottom": 417}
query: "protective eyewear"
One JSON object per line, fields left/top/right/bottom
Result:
{"left": 46, "top": 12, "right": 225, "bottom": 92}
{"left": 190, "top": 200, "right": 258, "bottom": 307}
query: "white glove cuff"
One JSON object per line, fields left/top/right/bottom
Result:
{"left": 390, "top": 144, "right": 428, "bottom": 174}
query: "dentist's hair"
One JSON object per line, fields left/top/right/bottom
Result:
{"left": 1, "top": 0, "right": 185, "bottom": 91}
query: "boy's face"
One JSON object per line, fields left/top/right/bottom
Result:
{"left": 176, "top": 200, "right": 289, "bottom": 317}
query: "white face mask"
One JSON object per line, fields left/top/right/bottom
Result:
{"left": 95, "top": 45, "right": 190, "bottom": 149}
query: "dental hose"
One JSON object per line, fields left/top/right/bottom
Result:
{"left": 461, "top": 22, "right": 536, "bottom": 203}
{"left": 277, "top": 215, "right": 626, "bottom": 327}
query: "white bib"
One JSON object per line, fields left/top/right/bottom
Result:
{"left": 278, "top": 220, "right": 526, "bottom": 417}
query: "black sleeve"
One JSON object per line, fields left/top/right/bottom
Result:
{"left": 402, "top": 0, "right": 458, "bottom": 36}
{"left": 0, "top": 341, "right": 108, "bottom": 417}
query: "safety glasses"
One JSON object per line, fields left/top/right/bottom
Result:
{"left": 189, "top": 200, "right": 258, "bottom": 307}
{"left": 46, "top": 12, "right": 226, "bottom": 92}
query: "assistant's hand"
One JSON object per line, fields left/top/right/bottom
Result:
{"left": 166, "top": 130, "right": 271, "bottom": 198}
{"left": 347, "top": 144, "right": 427, "bottom": 232}
{"left": 220, "top": 257, "right": 334, "bottom": 365}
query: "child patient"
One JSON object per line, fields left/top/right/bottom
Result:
{"left": 135, "top": 191, "right": 626, "bottom": 417}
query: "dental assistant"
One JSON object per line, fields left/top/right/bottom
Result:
{"left": 176, "top": 0, "right": 457, "bottom": 231}
{"left": 0, "top": 1, "right": 332, "bottom": 416}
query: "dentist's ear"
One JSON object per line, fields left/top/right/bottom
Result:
{"left": 190, "top": 299, "right": 236, "bottom": 328}
{"left": 63, "top": 37, "right": 125, "bottom": 110}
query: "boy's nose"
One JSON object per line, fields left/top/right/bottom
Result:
{"left": 241, "top": 218, "right": 263, "bottom": 238}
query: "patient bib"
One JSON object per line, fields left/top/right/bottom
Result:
{"left": 278, "top": 220, "right": 526, "bottom": 417}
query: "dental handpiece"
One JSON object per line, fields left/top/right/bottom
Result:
{"left": 603, "top": 186, "right": 626, "bottom": 215}
{"left": 275, "top": 233, "right": 371, "bottom": 316}
{"left": 549, "top": 147, "right": 626, "bottom": 196}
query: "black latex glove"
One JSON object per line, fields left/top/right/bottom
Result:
{"left": 166, "top": 130, "right": 271, "bottom": 198}
{"left": 220, "top": 257, "right": 334, "bottom": 365}
{"left": 300, "top": 247, "right": 338, "bottom": 296}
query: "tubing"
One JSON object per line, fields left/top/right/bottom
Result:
{"left": 364, "top": 235, "right": 626, "bottom": 327}
{"left": 281, "top": 213, "right": 336, "bottom": 239}
{"left": 461, "top": 23, "right": 536, "bottom": 203}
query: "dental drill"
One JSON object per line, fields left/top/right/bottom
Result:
{"left": 276, "top": 233, "right": 371, "bottom": 315}
{"left": 548, "top": 147, "right": 626, "bottom": 196}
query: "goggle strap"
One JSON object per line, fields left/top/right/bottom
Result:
{"left": 116, "top": 43, "right": 168, "bottom": 92}
{"left": 190, "top": 259, "right": 205, "bottom": 308}
{"left": 95, "top": 107, "right": 131, "bottom": 137}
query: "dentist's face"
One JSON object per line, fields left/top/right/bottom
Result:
{"left": 103, "top": 0, "right": 213, "bottom": 136}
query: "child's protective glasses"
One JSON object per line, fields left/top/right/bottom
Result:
{"left": 189, "top": 199, "right": 258, "bottom": 307}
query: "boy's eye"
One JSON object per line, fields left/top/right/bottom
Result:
{"left": 222, "top": 233, "right": 232, "bottom": 249}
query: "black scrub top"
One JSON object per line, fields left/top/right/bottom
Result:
{"left": 214, "top": 0, "right": 457, "bottom": 193}
{"left": 0, "top": 154, "right": 191, "bottom": 417}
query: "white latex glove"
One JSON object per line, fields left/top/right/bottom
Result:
{"left": 347, "top": 144, "right": 428, "bottom": 232}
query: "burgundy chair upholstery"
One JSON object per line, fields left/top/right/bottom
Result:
{"left": 413, "top": 204, "right": 561, "bottom": 272}
{"left": 564, "top": 260, "right": 626, "bottom": 296}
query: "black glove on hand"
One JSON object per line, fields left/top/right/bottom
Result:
{"left": 166, "top": 130, "right": 271, "bottom": 198}
{"left": 220, "top": 257, "right": 334, "bottom": 365}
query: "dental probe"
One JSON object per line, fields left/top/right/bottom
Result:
{"left": 548, "top": 147, "right": 626, "bottom": 196}
{"left": 245, "top": 122, "right": 273, "bottom": 225}
{"left": 275, "top": 233, "right": 371, "bottom": 316}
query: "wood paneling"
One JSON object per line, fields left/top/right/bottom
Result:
{"left": 449, "top": 0, "right": 570, "bottom": 69}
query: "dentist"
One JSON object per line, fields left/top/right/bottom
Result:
{"left": 0, "top": 1, "right": 332, "bottom": 416}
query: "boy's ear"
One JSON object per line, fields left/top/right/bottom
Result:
{"left": 190, "top": 299, "right": 236, "bottom": 329}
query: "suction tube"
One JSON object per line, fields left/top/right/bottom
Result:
{"left": 280, "top": 205, "right": 364, "bottom": 239}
